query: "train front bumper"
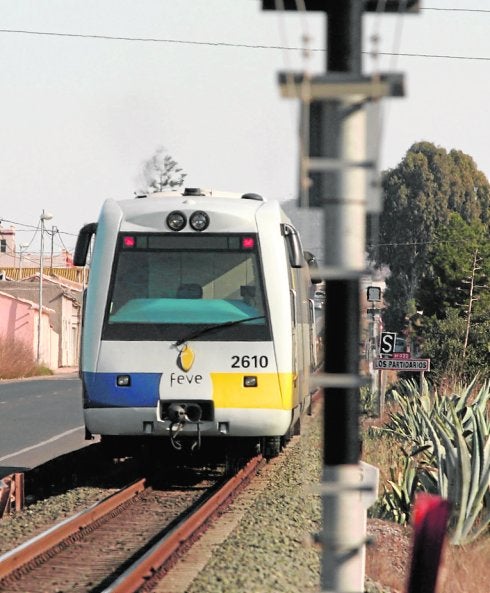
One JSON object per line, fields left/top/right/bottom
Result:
{"left": 84, "top": 407, "right": 293, "bottom": 437}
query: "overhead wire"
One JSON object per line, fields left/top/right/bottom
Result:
{"left": 0, "top": 217, "right": 78, "bottom": 237}
{"left": 272, "top": 0, "right": 315, "bottom": 207}
{"left": 294, "top": 0, "right": 313, "bottom": 210}
{"left": 0, "top": 218, "right": 78, "bottom": 264}
{"left": 1, "top": 4, "right": 487, "bottom": 254}
{"left": 367, "top": 0, "right": 408, "bottom": 262}
{"left": 1, "top": 27, "right": 490, "bottom": 62}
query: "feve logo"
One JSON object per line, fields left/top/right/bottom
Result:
{"left": 177, "top": 344, "right": 195, "bottom": 372}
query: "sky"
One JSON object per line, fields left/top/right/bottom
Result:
{"left": 2, "top": 1, "right": 490, "bottom": 254}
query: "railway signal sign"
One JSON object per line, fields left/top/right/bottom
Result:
{"left": 379, "top": 332, "right": 397, "bottom": 356}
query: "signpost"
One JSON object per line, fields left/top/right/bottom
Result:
{"left": 375, "top": 329, "right": 431, "bottom": 405}
{"left": 374, "top": 358, "right": 430, "bottom": 371}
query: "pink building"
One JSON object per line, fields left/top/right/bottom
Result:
{"left": 0, "top": 274, "right": 81, "bottom": 368}
{"left": 0, "top": 291, "right": 59, "bottom": 369}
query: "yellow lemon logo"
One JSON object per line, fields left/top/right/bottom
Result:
{"left": 177, "top": 344, "right": 195, "bottom": 372}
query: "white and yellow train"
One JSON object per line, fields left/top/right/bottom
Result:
{"left": 74, "top": 188, "right": 321, "bottom": 459}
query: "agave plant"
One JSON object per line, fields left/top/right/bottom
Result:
{"left": 376, "top": 451, "right": 420, "bottom": 525}
{"left": 374, "top": 377, "right": 490, "bottom": 544}
{"left": 422, "top": 404, "right": 490, "bottom": 544}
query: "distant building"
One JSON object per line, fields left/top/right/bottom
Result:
{"left": 0, "top": 275, "right": 82, "bottom": 368}
{"left": 0, "top": 223, "right": 75, "bottom": 271}
{"left": 0, "top": 290, "right": 59, "bottom": 369}
{"left": 0, "top": 225, "right": 17, "bottom": 268}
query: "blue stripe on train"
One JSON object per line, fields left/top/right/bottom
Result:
{"left": 82, "top": 372, "right": 161, "bottom": 407}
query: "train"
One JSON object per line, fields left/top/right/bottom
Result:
{"left": 74, "top": 187, "right": 321, "bottom": 460}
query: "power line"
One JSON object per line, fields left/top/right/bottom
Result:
{"left": 1, "top": 28, "right": 490, "bottom": 62}
{"left": 0, "top": 28, "right": 296, "bottom": 49}
{"left": 369, "top": 238, "right": 490, "bottom": 248}
{"left": 376, "top": 51, "right": 490, "bottom": 62}
{"left": 423, "top": 7, "right": 490, "bottom": 13}
{"left": 0, "top": 26, "right": 490, "bottom": 62}
{"left": 0, "top": 217, "right": 78, "bottom": 238}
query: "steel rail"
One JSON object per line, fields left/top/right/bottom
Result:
{"left": 103, "top": 455, "right": 264, "bottom": 593}
{"left": 0, "top": 478, "right": 146, "bottom": 580}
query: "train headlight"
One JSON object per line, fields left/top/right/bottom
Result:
{"left": 116, "top": 375, "right": 131, "bottom": 387}
{"left": 189, "top": 211, "right": 209, "bottom": 231}
{"left": 166, "top": 211, "right": 187, "bottom": 231}
{"left": 243, "top": 376, "right": 258, "bottom": 388}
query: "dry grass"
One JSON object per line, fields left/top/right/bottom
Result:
{"left": 440, "top": 537, "right": 490, "bottom": 593}
{"left": 0, "top": 335, "right": 52, "bottom": 379}
{"left": 362, "top": 414, "right": 490, "bottom": 593}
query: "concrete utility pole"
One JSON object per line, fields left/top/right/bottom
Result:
{"left": 262, "top": 2, "right": 419, "bottom": 592}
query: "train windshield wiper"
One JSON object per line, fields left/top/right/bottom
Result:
{"left": 173, "top": 316, "right": 265, "bottom": 347}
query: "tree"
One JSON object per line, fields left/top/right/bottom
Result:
{"left": 369, "top": 142, "right": 490, "bottom": 330}
{"left": 418, "top": 311, "right": 490, "bottom": 384}
{"left": 413, "top": 214, "right": 490, "bottom": 382}
{"left": 138, "top": 146, "right": 187, "bottom": 193}
{"left": 418, "top": 213, "right": 490, "bottom": 319}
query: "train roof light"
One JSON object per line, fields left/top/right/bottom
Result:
{"left": 166, "top": 211, "right": 187, "bottom": 231}
{"left": 242, "top": 237, "right": 255, "bottom": 249}
{"left": 189, "top": 211, "right": 210, "bottom": 231}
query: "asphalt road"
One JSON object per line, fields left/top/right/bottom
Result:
{"left": 0, "top": 374, "right": 92, "bottom": 477}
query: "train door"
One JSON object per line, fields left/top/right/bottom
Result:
{"left": 281, "top": 224, "right": 309, "bottom": 412}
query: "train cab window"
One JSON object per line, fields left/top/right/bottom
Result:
{"left": 103, "top": 233, "right": 271, "bottom": 341}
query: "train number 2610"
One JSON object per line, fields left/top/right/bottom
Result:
{"left": 231, "top": 355, "right": 269, "bottom": 368}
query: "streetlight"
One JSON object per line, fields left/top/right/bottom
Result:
{"left": 37, "top": 210, "right": 53, "bottom": 364}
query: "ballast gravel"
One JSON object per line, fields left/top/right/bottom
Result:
{"left": 182, "top": 413, "right": 392, "bottom": 593}
{"left": 186, "top": 414, "right": 323, "bottom": 593}
{"left": 0, "top": 409, "right": 390, "bottom": 592}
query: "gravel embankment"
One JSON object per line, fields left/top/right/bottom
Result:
{"left": 170, "top": 408, "right": 394, "bottom": 593}
{"left": 186, "top": 413, "right": 323, "bottom": 593}
{"left": 0, "top": 408, "right": 392, "bottom": 592}
{"left": 0, "top": 486, "right": 112, "bottom": 555}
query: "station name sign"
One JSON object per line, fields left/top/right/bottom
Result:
{"left": 374, "top": 358, "right": 430, "bottom": 371}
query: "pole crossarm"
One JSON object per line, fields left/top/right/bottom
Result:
{"left": 310, "top": 374, "right": 370, "bottom": 389}
{"left": 279, "top": 72, "right": 405, "bottom": 100}
{"left": 262, "top": 0, "right": 419, "bottom": 12}
{"left": 306, "top": 157, "right": 376, "bottom": 172}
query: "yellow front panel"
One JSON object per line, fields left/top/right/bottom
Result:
{"left": 211, "top": 372, "right": 294, "bottom": 410}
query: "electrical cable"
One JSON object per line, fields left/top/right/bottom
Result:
{"left": 367, "top": 0, "right": 409, "bottom": 261}
{"left": 1, "top": 27, "right": 490, "bottom": 62}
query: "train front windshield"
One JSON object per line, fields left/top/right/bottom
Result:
{"left": 102, "top": 233, "right": 271, "bottom": 342}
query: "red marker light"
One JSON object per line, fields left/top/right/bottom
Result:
{"left": 123, "top": 236, "right": 136, "bottom": 247}
{"left": 242, "top": 237, "right": 255, "bottom": 249}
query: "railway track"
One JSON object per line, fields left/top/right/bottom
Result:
{"left": 0, "top": 456, "right": 264, "bottom": 593}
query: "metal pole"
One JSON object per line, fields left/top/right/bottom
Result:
{"left": 322, "top": 3, "right": 366, "bottom": 592}
{"left": 18, "top": 244, "right": 27, "bottom": 279}
{"left": 50, "top": 227, "right": 54, "bottom": 271}
{"left": 37, "top": 211, "right": 53, "bottom": 364}
{"left": 37, "top": 216, "right": 45, "bottom": 363}
{"left": 260, "top": 4, "right": 417, "bottom": 592}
